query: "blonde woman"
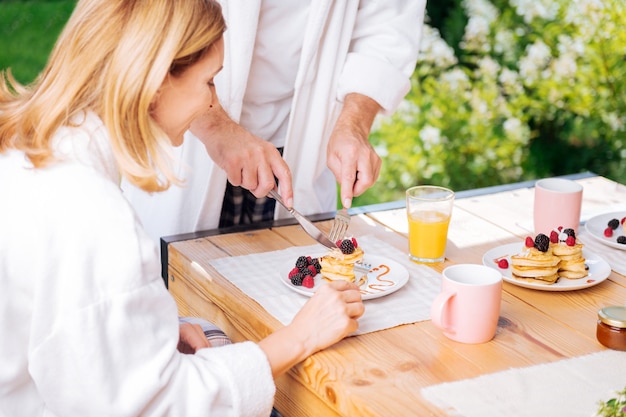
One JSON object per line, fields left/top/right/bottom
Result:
{"left": 0, "top": 1, "right": 364, "bottom": 416}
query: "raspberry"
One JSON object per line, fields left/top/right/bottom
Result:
{"left": 604, "top": 227, "right": 614, "bottom": 238}
{"left": 339, "top": 239, "right": 355, "bottom": 254}
{"left": 336, "top": 240, "right": 342, "bottom": 247}
{"left": 549, "top": 230, "right": 559, "bottom": 243}
{"left": 565, "top": 236, "right": 576, "bottom": 246}
{"left": 295, "top": 256, "right": 308, "bottom": 270}
{"left": 617, "top": 236, "right": 626, "bottom": 245}
{"left": 563, "top": 228, "right": 576, "bottom": 238}
{"left": 525, "top": 236, "right": 534, "bottom": 248}
{"left": 557, "top": 226, "right": 563, "bottom": 231}
{"left": 608, "top": 218, "right": 619, "bottom": 230}
{"left": 288, "top": 267, "right": 299, "bottom": 279}
{"left": 351, "top": 237, "right": 358, "bottom": 248}
{"left": 290, "top": 273, "right": 304, "bottom": 286}
{"left": 497, "top": 258, "right": 509, "bottom": 269}
{"left": 534, "top": 233, "right": 550, "bottom": 252}
{"left": 307, "top": 265, "right": 317, "bottom": 276}
{"left": 302, "top": 276, "right": 314, "bottom": 289}
{"left": 621, "top": 217, "right": 626, "bottom": 225}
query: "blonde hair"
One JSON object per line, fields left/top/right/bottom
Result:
{"left": 0, "top": 0, "right": 225, "bottom": 192}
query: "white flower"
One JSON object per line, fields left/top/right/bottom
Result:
{"left": 463, "top": 15, "right": 492, "bottom": 53}
{"left": 511, "top": 0, "right": 559, "bottom": 24}
{"left": 493, "top": 29, "right": 516, "bottom": 61}
{"left": 418, "top": 25, "right": 457, "bottom": 68}
{"left": 441, "top": 68, "right": 470, "bottom": 91}
{"left": 557, "top": 35, "right": 586, "bottom": 57}
{"left": 519, "top": 40, "right": 552, "bottom": 82}
{"left": 463, "top": 0, "right": 499, "bottom": 23}
{"left": 477, "top": 56, "right": 500, "bottom": 79}
{"left": 499, "top": 68, "right": 524, "bottom": 95}
{"left": 551, "top": 54, "right": 577, "bottom": 79}
{"left": 419, "top": 125, "right": 442, "bottom": 150}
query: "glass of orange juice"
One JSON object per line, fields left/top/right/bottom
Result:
{"left": 406, "top": 186, "right": 455, "bottom": 263}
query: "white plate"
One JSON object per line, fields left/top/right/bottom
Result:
{"left": 482, "top": 242, "right": 611, "bottom": 291}
{"left": 584, "top": 211, "right": 626, "bottom": 251}
{"left": 280, "top": 254, "right": 409, "bottom": 300}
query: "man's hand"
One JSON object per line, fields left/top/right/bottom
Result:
{"left": 190, "top": 105, "right": 294, "bottom": 207}
{"left": 327, "top": 93, "right": 382, "bottom": 209}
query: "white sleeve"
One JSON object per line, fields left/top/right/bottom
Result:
{"left": 28, "top": 166, "right": 275, "bottom": 417}
{"left": 337, "top": 0, "right": 427, "bottom": 114}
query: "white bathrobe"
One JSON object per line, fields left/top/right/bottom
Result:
{"left": 0, "top": 112, "right": 275, "bottom": 417}
{"left": 123, "top": 0, "right": 426, "bottom": 244}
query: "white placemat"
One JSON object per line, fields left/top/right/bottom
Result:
{"left": 208, "top": 235, "right": 442, "bottom": 335}
{"left": 421, "top": 350, "right": 626, "bottom": 417}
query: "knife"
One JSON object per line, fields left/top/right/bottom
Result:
{"left": 268, "top": 189, "right": 337, "bottom": 249}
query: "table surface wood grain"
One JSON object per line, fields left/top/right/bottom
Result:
{"left": 165, "top": 174, "right": 626, "bottom": 417}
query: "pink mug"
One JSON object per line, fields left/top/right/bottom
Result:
{"left": 430, "top": 264, "right": 502, "bottom": 344}
{"left": 533, "top": 178, "right": 583, "bottom": 236}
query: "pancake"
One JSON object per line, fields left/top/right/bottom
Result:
{"left": 512, "top": 272, "right": 559, "bottom": 285}
{"left": 510, "top": 241, "right": 560, "bottom": 284}
{"left": 320, "top": 246, "right": 364, "bottom": 284}
{"left": 550, "top": 238, "right": 587, "bottom": 280}
{"left": 550, "top": 242, "right": 583, "bottom": 257}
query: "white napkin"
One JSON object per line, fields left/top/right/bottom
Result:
{"left": 208, "top": 235, "right": 442, "bottom": 335}
{"left": 421, "top": 350, "right": 626, "bottom": 417}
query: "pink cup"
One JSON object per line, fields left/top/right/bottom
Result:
{"left": 533, "top": 178, "right": 583, "bottom": 236}
{"left": 430, "top": 264, "right": 502, "bottom": 344}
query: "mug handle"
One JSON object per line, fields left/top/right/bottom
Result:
{"left": 430, "top": 289, "right": 456, "bottom": 334}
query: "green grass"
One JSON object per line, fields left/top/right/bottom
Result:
{"left": 0, "top": 0, "right": 76, "bottom": 85}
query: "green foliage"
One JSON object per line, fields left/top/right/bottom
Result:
{"left": 358, "top": 0, "right": 626, "bottom": 206}
{"left": 596, "top": 386, "right": 626, "bottom": 417}
{"left": 0, "top": 0, "right": 76, "bottom": 84}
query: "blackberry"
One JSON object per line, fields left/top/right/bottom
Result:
{"left": 339, "top": 239, "right": 355, "bottom": 254}
{"left": 562, "top": 228, "right": 576, "bottom": 238}
{"left": 608, "top": 218, "right": 620, "bottom": 230}
{"left": 534, "top": 233, "right": 550, "bottom": 252}
{"left": 295, "top": 256, "right": 308, "bottom": 270}
{"left": 311, "top": 258, "right": 321, "bottom": 273}
{"left": 302, "top": 267, "right": 314, "bottom": 277}
{"left": 290, "top": 272, "right": 304, "bottom": 286}
{"left": 617, "top": 236, "right": 626, "bottom": 245}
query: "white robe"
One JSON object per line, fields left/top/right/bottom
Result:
{"left": 0, "top": 112, "right": 275, "bottom": 417}
{"left": 122, "top": 0, "right": 426, "bottom": 244}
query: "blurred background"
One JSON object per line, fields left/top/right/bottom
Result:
{"left": 2, "top": 0, "right": 624, "bottom": 207}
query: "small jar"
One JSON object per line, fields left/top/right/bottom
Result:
{"left": 596, "top": 306, "right": 626, "bottom": 351}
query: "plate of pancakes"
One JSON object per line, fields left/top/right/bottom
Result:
{"left": 482, "top": 242, "right": 611, "bottom": 291}
{"left": 280, "top": 254, "right": 409, "bottom": 300}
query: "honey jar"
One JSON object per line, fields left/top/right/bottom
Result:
{"left": 596, "top": 306, "right": 626, "bottom": 351}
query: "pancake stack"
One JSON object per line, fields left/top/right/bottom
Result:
{"left": 320, "top": 238, "right": 365, "bottom": 284}
{"left": 549, "top": 228, "right": 587, "bottom": 279}
{"left": 510, "top": 234, "right": 561, "bottom": 284}
{"left": 510, "top": 228, "right": 588, "bottom": 285}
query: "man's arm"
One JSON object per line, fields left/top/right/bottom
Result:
{"left": 189, "top": 104, "right": 293, "bottom": 207}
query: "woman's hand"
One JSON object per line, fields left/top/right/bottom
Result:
{"left": 258, "top": 280, "right": 364, "bottom": 377}
{"left": 177, "top": 322, "right": 211, "bottom": 354}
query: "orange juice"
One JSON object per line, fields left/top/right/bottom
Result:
{"left": 408, "top": 210, "right": 450, "bottom": 262}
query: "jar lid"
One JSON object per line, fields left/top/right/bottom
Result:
{"left": 598, "top": 306, "right": 626, "bottom": 328}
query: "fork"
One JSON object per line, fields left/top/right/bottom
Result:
{"left": 328, "top": 207, "right": 350, "bottom": 243}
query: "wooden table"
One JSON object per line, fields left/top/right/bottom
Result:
{"left": 163, "top": 173, "right": 626, "bottom": 416}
